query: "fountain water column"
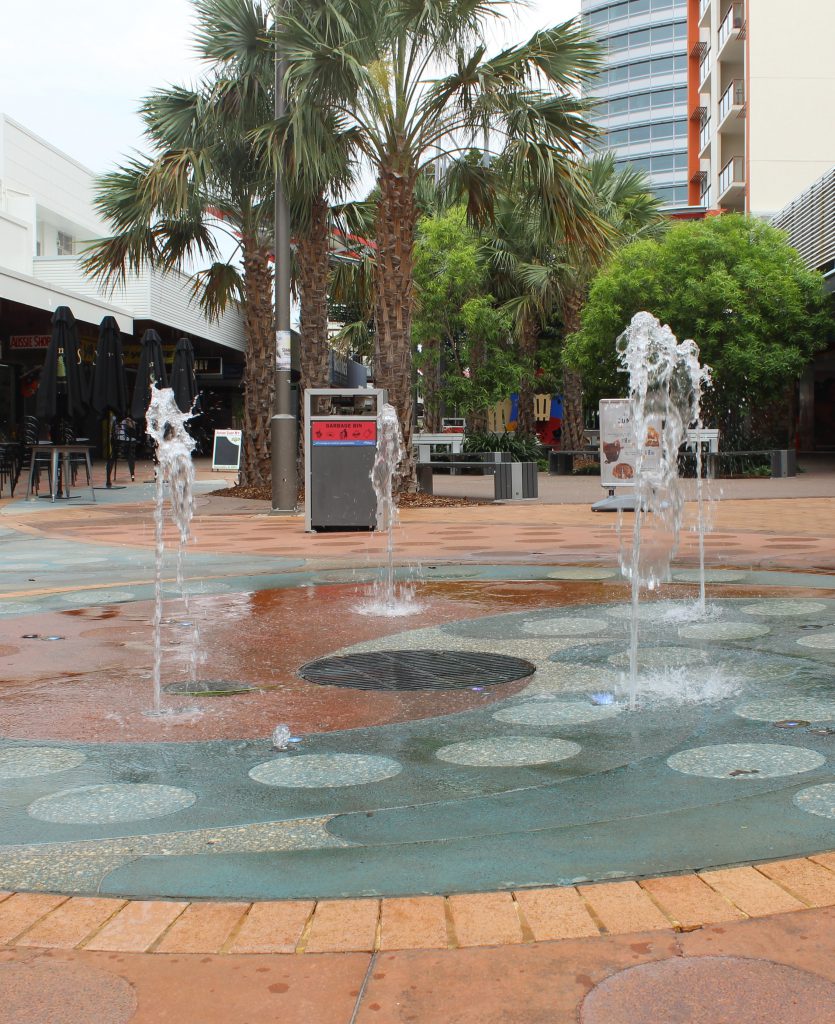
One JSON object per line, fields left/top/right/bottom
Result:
{"left": 616, "top": 314, "right": 710, "bottom": 707}
{"left": 370, "top": 403, "right": 405, "bottom": 610}
{"left": 144, "top": 386, "right": 197, "bottom": 715}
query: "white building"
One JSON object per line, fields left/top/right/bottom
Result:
{"left": 692, "top": 1, "right": 835, "bottom": 217}
{"left": 0, "top": 114, "right": 246, "bottom": 438}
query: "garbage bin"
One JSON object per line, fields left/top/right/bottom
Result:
{"left": 304, "top": 388, "right": 387, "bottom": 531}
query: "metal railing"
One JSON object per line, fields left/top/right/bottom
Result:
{"left": 699, "top": 48, "right": 711, "bottom": 86}
{"left": 700, "top": 185, "right": 713, "bottom": 208}
{"left": 700, "top": 0, "right": 711, "bottom": 19}
{"left": 719, "top": 2, "right": 744, "bottom": 49}
{"left": 699, "top": 117, "right": 712, "bottom": 151}
{"left": 719, "top": 79, "right": 744, "bottom": 122}
{"left": 719, "top": 156, "right": 744, "bottom": 195}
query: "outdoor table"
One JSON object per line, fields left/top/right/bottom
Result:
{"left": 25, "top": 443, "right": 96, "bottom": 503}
{"left": 413, "top": 433, "right": 465, "bottom": 463}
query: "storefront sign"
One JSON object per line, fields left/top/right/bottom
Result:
{"left": 599, "top": 399, "right": 662, "bottom": 489}
{"left": 9, "top": 335, "right": 51, "bottom": 350}
{"left": 311, "top": 419, "right": 377, "bottom": 445}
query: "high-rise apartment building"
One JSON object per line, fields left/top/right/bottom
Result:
{"left": 689, "top": 1, "right": 835, "bottom": 218}
{"left": 581, "top": 0, "right": 691, "bottom": 209}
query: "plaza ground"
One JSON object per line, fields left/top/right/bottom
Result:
{"left": 0, "top": 460, "right": 834, "bottom": 1021}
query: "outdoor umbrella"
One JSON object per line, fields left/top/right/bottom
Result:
{"left": 170, "top": 336, "right": 197, "bottom": 413}
{"left": 37, "top": 306, "right": 86, "bottom": 420}
{"left": 91, "top": 316, "right": 127, "bottom": 418}
{"left": 130, "top": 328, "right": 169, "bottom": 419}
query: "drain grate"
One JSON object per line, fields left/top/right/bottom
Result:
{"left": 163, "top": 680, "right": 257, "bottom": 697}
{"left": 299, "top": 650, "right": 536, "bottom": 691}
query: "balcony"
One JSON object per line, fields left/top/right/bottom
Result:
{"left": 718, "top": 156, "right": 745, "bottom": 207}
{"left": 699, "top": 0, "right": 711, "bottom": 27}
{"left": 718, "top": 79, "right": 745, "bottom": 130}
{"left": 718, "top": 3, "right": 745, "bottom": 58}
{"left": 699, "top": 48, "right": 712, "bottom": 89}
{"left": 700, "top": 185, "right": 714, "bottom": 209}
{"left": 699, "top": 117, "right": 712, "bottom": 156}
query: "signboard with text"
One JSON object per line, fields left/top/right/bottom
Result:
{"left": 311, "top": 419, "right": 377, "bottom": 446}
{"left": 211, "top": 429, "right": 242, "bottom": 471}
{"left": 10, "top": 335, "right": 51, "bottom": 350}
{"left": 599, "top": 399, "right": 662, "bottom": 489}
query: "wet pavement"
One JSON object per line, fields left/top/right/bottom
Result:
{"left": 0, "top": 477, "right": 834, "bottom": 1020}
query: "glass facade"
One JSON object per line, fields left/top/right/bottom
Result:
{"left": 582, "top": 0, "right": 690, "bottom": 208}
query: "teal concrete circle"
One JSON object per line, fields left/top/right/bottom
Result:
{"left": 679, "top": 621, "right": 770, "bottom": 641}
{"left": 435, "top": 736, "right": 581, "bottom": 767}
{"left": 794, "top": 783, "right": 835, "bottom": 819}
{"left": 249, "top": 753, "right": 402, "bottom": 788}
{"left": 739, "top": 600, "right": 829, "bottom": 617}
{"left": 797, "top": 632, "right": 835, "bottom": 650}
{"left": 0, "top": 747, "right": 86, "bottom": 779}
{"left": 27, "top": 784, "right": 197, "bottom": 824}
{"left": 667, "top": 743, "right": 825, "bottom": 779}
{"left": 493, "top": 699, "right": 621, "bottom": 727}
{"left": 520, "top": 616, "right": 610, "bottom": 637}
{"left": 546, "top": 568, "right": 618, "bottom": 580}
{"left": 735, "top": 697, "right": 835, "bottom": 723}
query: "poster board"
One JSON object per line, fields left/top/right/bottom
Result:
{"left": 598, "top": 399, "right": 662, "bottom": 489}
{"left": 211, "top": 429, "right": 242, "bottom": 471}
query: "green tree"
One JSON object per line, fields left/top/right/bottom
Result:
{"left": 412, "top": 207, "right": 512, "bottom": 431}
{"left": 564, "top": 214, "right": 831, "bottom": 442}
{"left": 280, "top": 1, "right": 602, "bottom": 486}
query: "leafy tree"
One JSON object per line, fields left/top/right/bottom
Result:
{"left": 280, "top": 1, "right": 602, "bottom": 487}
{"left": 412, "top": 207, "right": 512, "bottom": 431}
{"left": 564, "top": 214, "right": 831, "bottom": 442}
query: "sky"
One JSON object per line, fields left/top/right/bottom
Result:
{"left": 0, "top": 0, "right": 581, "bottom": 174}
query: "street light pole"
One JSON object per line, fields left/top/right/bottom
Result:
{"left": 271, "top": 8, "right": 297, "bottom": 513}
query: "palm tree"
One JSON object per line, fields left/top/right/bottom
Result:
{"left": 279, "top": 1, "right": 602, "bottom": 487}
{"left": 559, "top": 153, "right": 667, "bottom": 450}
{"left": 84, "top": 0, "right": 355, "bottom": 488}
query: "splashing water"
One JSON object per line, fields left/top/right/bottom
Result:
{"left": 144, "top": 386, "right": 200, "bottom": 717}
{"left": 359, "top": 403, "right": 420, "bottom": 617}
{"left": 616, "top": 313, "right": 711, "bottom": 708}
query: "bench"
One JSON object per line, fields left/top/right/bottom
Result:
{"left": 417, "top": 453, "right": 538, "bottom": 500}
{"left": 413, "top": 433, "right": 465, "bottom": 463}
{"left": 705, "top": 450, "right": 796, "bottom": 478}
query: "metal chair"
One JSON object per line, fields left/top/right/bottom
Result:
{"left": 19, "top": 416, "right": 52, "bottom": 497}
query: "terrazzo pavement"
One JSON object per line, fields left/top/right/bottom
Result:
{"left": 1, "top": 472, "right": 835, "bottom": 1021}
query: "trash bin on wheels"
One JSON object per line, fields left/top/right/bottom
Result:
{"left": 304, "top": 388, "right": 387, "bottom": 532}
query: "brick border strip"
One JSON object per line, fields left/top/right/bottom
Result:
{"left": 1, "top": 855, "right": 834, "bottom": 954}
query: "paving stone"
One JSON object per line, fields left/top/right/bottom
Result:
{"left": 85, "top": 900, "right": 189, "bottom": 952}
{"left": 757, "top": 858, "right": 835, "bottom": 907}
{"left": 16, "top": 897, "right": 126, "bottom": 948}
{"left": 699, "top": 866, "right": 806, "bottom": 917}
{"left": 578, "top": 881, "right": 671, "bottom": 934}
{"left": 514, "top": 887, "right": 600, "bottom": 941}
{"left": 304, "top": 899, "right": 379, "bottom": 953}
{"left": 640, "top": 875, "right": 745, "bottom": 928}
{"left": 379, "top": 897, "right": 448, "bottom": 950}
{"left": 0, "top": 893, "right": 68, "bottom": 945}
{"left": 448, "top": 893, "right": 523, "bottom": 947}
{"left": 155, "top": 901, "right": 249, "bottom": 953}
{"left": 227, "top": 900, "right": 315, "bottom": 954}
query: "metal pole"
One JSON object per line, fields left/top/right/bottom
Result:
{"left": 271, "top": 6, "right": 297, "bottom": 513}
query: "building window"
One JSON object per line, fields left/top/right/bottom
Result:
{"left": 597, "top": 53, "right": 686, "bottom": 88}
{"left": 56, "top": 230, "right": 76, "bottom": 256}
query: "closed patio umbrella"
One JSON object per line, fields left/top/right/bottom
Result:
{"left": 37, "top": 306, "right": 86, "bottom": 420}
{"left": 91, "top": 316, "right": 127, "bottom": 418}
{"left": 170, "top": 337, "right": 197, "bottom": 413}
{"left": 131, "top": 329, "right": 169, "bottom": 419}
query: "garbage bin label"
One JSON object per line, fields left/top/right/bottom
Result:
{"left": 311, "top": 420, "right": 377, "bottom": 445}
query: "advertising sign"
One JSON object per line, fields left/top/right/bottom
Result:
{"left": 211, "top": 429, "right": 243, "bottom": 471}
{"left": 599, "top": 399, "right": 662, "bottom": 489}
{"left": 10, "top": 335, "right": 51, "bottom": 350}
{"left": 311, "top": 419, "right": 377, "bottom": 446}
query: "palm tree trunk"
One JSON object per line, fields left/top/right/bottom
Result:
{"left": 468, "top": 335, "right": 487, "bottom": 433}
{"left": 561, "top": 289, "right": 586, "bottom": 452}
{"left": 297, "top": 194, "right": 331, "bottom": 484}
{"left": 374, "top": 165, "right": 418, "bottom": 490}
{"left": 421, "top": 336, "right": 442, "bottom": 432}
{"left": 240, "top": 240, "right": 275, "bottom": 487}
{"left": 516, "top": 317, "right": 538, "bottom": 437}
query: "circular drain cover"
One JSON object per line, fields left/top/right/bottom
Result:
{"left": 163, "top": 680, "right": 257, "bottom": 697}
{"left": 300, "top": 650, "right": 536, "bottom": 691}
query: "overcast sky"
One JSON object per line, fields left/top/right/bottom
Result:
{"left": 0, "top": 0, "right": 581, "bottom": 174}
